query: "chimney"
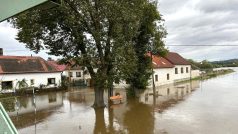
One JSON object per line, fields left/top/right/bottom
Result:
{"left": 0, "top": 48, "right": 3, "bottom": 56}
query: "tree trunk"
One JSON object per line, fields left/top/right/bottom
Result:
{"left": 108, "top": 87, "right": 113, "bottom": 97}
{"left": 93, "top": 86, "right": 105, "bottom": 108}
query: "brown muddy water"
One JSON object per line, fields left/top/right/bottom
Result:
{"left": 1, "top": 68, "right": 238, "bottom": 134}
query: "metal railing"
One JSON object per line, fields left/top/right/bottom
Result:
{"left": 0, "top": 102, "right": 18, "bottom": 134}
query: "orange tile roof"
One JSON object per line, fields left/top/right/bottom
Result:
{"left": 147, "top": 53, "right": 174, "bottom": 68}
{"left": 47, "top": 61, "right": 67, "bottom": 71}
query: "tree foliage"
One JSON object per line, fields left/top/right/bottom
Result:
{"left": 125, "top": 2, "right": 167, "bottom": 90}
{"left": 11, "top": 0, "right": 166, "bottom": 107}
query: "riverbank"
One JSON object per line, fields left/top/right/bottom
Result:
{"left": 176, "top": 69, "right": 234, "bottom": 84}
{"left": 199, "top": 68, "right": 234, "bottom": 80}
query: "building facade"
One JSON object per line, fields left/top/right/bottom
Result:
{"left": 152, "top": 52, "right": 192, "bottom": 87}
{"left": 115, "top": 52, "right": 194, "bottom": 88}
{"left": 0, "top": 56, "right": 62, "bottom": 92}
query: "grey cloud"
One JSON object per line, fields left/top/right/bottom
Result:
{"left": 0, "top": 21, "right": 58, "bottom": 60}
{"left": 197, "top": 0, "right": 238, "bottom": 13}
{"left": 159, "top": 0, "right": 189, "bottom": 14}
{"left": 159, "top": 0, "right": 238, "bottom": 61}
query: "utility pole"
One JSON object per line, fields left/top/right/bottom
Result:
{"left": 150, "top": 52, "right": 156, "bottom": 96}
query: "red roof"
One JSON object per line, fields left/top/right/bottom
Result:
{"left": 47, "top": 60, "right": 82, "bottom": 71}
{"left": 164, "top": 52, "right": 190, "bottom": 65}
{"left": 147, "top": 53, "right": 174, "bottom": 68}
{"left": 47, "top": 61, "right": 66, "bottom": 71}
{"left": 0, "top": 55, "right": 60, "bottom": 74}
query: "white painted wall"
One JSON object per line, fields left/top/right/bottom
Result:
{"left": 191, "top": 70, "right": 200, "bottom": 78}
{"left": 63, "top": 70, "right": 91, "bottom": 80}
{"left": 64, "top": 70, "right": 83, "bottom": 80}
{"left": 0, "top": 72, "right": 62, "bottom": 91}
{"left": 152, "top": 68, "right": 174, "bottom": 86}
{"left": 149, "top": 65, "right": 191, "bottom": 87}
{"left": 114, "top": 81, "right": 129, "bottom": 89}
{"left": 115, "top": 65, "right": 192, "bottom": 88}
{"left": 173, "top": 65, "right": 191, "bottom": 82}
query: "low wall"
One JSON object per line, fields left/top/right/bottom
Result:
{"left": 191, "top": 70, "right": 200, "bottom": 78}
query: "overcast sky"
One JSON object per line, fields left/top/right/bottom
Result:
{"left": 0, "top": 0, "right": 238, "bottom": 61}
{"left": 159, "top": 0, "right": 238, "bottom": 61}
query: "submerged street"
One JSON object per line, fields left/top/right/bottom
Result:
{"left": 1, "top": 68, "right": 238, "bottom": 134}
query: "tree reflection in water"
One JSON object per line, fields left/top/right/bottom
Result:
{"left": 93, "top": 98, "right": 154, "bottom": 134}
{"left": 93, "top": 108, "right": 107, "bottom": 134}
{"left": 123, "top": 99, "right": 154, "bottom": 134}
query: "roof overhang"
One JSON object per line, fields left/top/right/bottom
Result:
{"left": 0, "top": 0, "right": 61, "bottom": 22}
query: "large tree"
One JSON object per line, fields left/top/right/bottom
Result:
{"left": 125, "top": 2, "right": 167, "bottom": 90}
{"left": 11, "top": 0, "right": 165, "bottom": 108}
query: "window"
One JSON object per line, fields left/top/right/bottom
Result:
{"left": 48, "top": 78, "right": 56, "bottom": 84}
{"left": 167, "top": 88, "right": 170, "bottom": 95}
{"left": 69, "top": 72, "right": 73, "bottom": 77}
{"left": 1, "top": 81, "right": 13, "bottom": 90}
{"left": 30, "top": 79, "right": 34, "bottom": 85}
{"left": 175, "top": 68, "right": 178, "bottom": 74}
{"left": 181, "top": 67, "right": 184, "bottom": 74}
{"left": 186, "top": 67, "right": 189, "bottom": 73}
{"left": 155, "top": 75, "right": 158, "bottom": 82}
{"left": 167, "top": 73, "right": 170, "bottom": 80}
{"left": 76, "top": 72, "right": 81, "bottom": 77}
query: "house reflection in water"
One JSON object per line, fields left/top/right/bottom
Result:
{"left": 0, "top": 92, "right": 63, "bottom": 129}
{"left": 140, "top": 80, "right": 200, "bottom": 112}
{"left": 108, "top": 80, "right": 200, "bottom": 133}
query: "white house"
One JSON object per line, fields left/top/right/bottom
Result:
{"left": 47, "top": 60, "right": 92, "bottom": 86}
{"left": 150, "top": 54, "right": 175, "bottom": 86}
{"left": 0, "top": 55, "right": 62, "bottom": 92}
{"left": 151, "top": 52, "right": 192, "bottom": 87}
{"left": 115, "top": 52, "right": 195, "bottom": 88}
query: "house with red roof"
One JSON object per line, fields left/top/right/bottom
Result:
{"left": 115, "top": 52, "right": 193, "bottom": 88}
{"left": 150, "top": 52, "right": 192, "bottom": 86}
{"left": 47, "top": 60, "right": 92, "bottom": 86}
{"left": 0, "top": 51, "right": 62, "bottom": 92}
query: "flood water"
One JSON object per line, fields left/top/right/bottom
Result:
{"left": 1, "top": 68, "right": 238, "bottom": 134}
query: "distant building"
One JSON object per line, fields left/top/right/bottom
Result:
{"left": 0, "top": 55, "right": 62, "bottom": 92}
{"left": 47, "top": 60, "right": 92, "bottom": 86}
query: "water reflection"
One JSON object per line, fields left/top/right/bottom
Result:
{"left": 0, "top": 92, "right": 63, "bottom": 130}
{"left": 140, "top": 80, "right": 200, "bottom": 113}
{"left": 0, "top": 80, "right": 200, "bottom": 134}
{"left": 122, "top": 99, "right": 154, "bottom": 134}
